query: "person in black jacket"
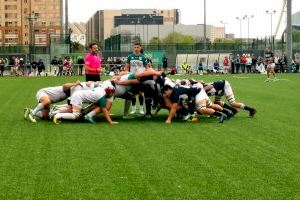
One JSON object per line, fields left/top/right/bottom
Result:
{"left": 77, "top": 56, "right": 85, "bottom": 76}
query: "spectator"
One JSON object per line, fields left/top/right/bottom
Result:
{"left": 246, "top": 55, "right": 252, "bottom": 73}
{"left": 84, "top": 43, "right": 102, "bottom": 81}
{"left": 37, "top": 59, "right": 45, "bottom": 76}
{"left": 14, "top": 57, "right": 20, "bottom": 76}
{"left": 182, "top": 62, "right": 189, "bottom": 74}
{"left": 234, "top": 54, "right": 240, "bottom": 74}
{"left": 31, "top": 60, "right": 37, "bottom": 76}
{"left": 77, "top": 56, "right": 85, "bottom": 76}
{"left": 57, "top": 58, "right": 63, "bottom": 76}
{"left": 240, "top": 54, "right": 247, "bottom": 73}
{"left": 213, "top": 60, "right": 219, "bottom": 71}
{"left": 20, "top": 58, "right": 25, "bottom": 75}
{"left": 162, "top": 55, "right": 168, "bottom": 73}
{"left": 223, "top": 56, "right": 230, "bottom": 73}
{"left": 51, "top": 56, "right": 59, "bottom": 75}
{"left": 251, "top": 54, "right": 257, "bottom": 73}
{"left": 0, "top": 57, "right": 4, "bottom": 76}
{"left": 24, "top": 60, "right": 31, "bottom": 76}
{"left": 63, "top": 57, "right": 73, "bottom": 76}
{"left": 294, "top": 51, "right": 300, "bottom": 72}
{"left": 197, "top": 61, "right": 204, "bottom": 75}
{"left": 230, "top": 55, "right": 235, "bottom": 74}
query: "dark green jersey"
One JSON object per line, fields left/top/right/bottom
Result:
{"left": 127, "top": 54, "right": 148, "bottom": 73}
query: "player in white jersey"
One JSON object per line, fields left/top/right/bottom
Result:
{"left": 24, "top": 81, "right": 82, "bottom": 122}
{"left": 53, "top": 80, "right": 118, "bottom": 125}
{"left": 48, "top": 81, "right": 101, "bottom": 117}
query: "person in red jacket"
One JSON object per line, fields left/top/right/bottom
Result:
{"left": 223, "top": 56, "right": 230, "bottom": 73}
{"left": 240, "top": 54, "right": 247, "bottom": 73}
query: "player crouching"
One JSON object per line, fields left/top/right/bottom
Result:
{"left": 53, "top": 80, "right": 118, "bottom": 125}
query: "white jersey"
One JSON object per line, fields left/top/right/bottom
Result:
{"left": 115, "top": 74, "right": 132, "bottom": 97}
{"left": 70, "top": 82, "right": 99, "bottom": 96}
{"left": 70, "top": 86, "right": 113, "bottom": 107}
{"left": 36, "top": 86, "right": 67, "bottom": 103}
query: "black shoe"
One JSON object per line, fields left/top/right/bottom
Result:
{"left": 218, "top": 113, "right": 227, "bottom": 123}
{"left": 231, "top": 108, "right": 238, "bottom": 116}
{"left": 249, "top": 109, "right": 257, "bottom": 117}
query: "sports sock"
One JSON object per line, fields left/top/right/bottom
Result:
{"left": 32, "top": 103, "right": 44, "bottom": 115}
{"left": 55, "top": 113, "right": 76, "bottom": 120}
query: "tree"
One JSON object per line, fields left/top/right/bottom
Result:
{"left": 162, "top": 32, "right": 195, "bottom": 44}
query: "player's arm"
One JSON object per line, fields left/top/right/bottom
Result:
{"left": 204, "top": 85, "right": 214, "bottom": 92}
{"left": 63, "top": 81, "right": 82, "bottom": 90}
{"left": 115, "top": 79, "right": 140, "bottom": 86}
{"left": 99, "top": 97, "right": 118, "bottom": 124}
{"left": 165, "top": 103, "right": 179, "bottom": 124}
{"left": 135, "top": 68, "right": 161, "bottom": 78}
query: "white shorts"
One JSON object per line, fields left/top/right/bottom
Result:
{"left": 36, "top": 90, "right": 48, "bottom": 102}
{"left": 224, "top": 81, "right": 234, "bottom": 97}
{"left": 195, "top": 89, "right": 211, "bottom": 106}
{"left": 70, "top": 93, "right": 83, "bottom": 107}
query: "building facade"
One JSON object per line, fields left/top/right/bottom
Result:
{"left": 86, "top": 9, "right": 179, "bottom": 45}
{"left": 0, "top": 0, "right": 63, "bottom": 46}
{"left": 69, "top": 22, "right": 86, "bottom": 46}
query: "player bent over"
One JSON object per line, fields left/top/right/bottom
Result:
{"left": 24, "top": 81, "right": 82, "bottom": 123}
{"left": 53, "top": 81, "right": 118, "bottom": 125}
{"left": 162, "top": 85, "right": 227, "bottom": 124}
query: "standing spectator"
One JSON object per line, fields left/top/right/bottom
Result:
{"left": 230, "top": 55, "right": 235, "bottom": 74}
{"left": 20, "top": 58, "right": 25, "bottom": 75}
{"left": 24, "top": 60, "right": 31, "bottom": 76}
{"left": 14, "top": 57, "right": 20, "bottom": 76}
{"left": 240, "top": 54, "right": 247, "bottom": 73}
{"left": 251, "top": 54, "right": 257, "bottom": 73}
{"left": 63, "top": 57, "right": 73, "bottom": 76}
{"left": 182, "top": 62, "right": 189, "bottom": 74}
{"left": 246, "top": 55, "right": 252, "bottom": 73}
{"left": 77, "top": 56, "right": 85, "bottom": 76}
{"left": 162, "top": 55, "right": 168, "bottom": 73}
{"left": 37, "top": 59, "right": 45, "bottom": 76}
{"left": 57, "top": 58, "right": 63, "bottom": 76}
{"left": 234, "top": 54, "right": 240, "bottom": 74}
{"left": 51, "top": 56, "right": 59, "bottom": 75}
{"left": 84, "top": 43, "right": 102, "bottom": 81}
{"left": 31, "top": 60, "right": 37, "bottom": 76}
{"left": 223, "top": 56, "right": 230, "bottom": 73}
{"left": 0, "top": 57, "right": 5, "bottom": 76}
{"left": 294, "top": 51, "right": 300, "bottom": 72}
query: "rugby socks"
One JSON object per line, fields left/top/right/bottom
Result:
{"left": 124, "top": 99, "right": 131, "bottom": 116}
{"left": 32, "top": 103, "right": 44, "bottom": 115}
{"left": 241, "top": 104, "right": 255, "bottom": 112}
{"left": 35, "top": 111, "right": 43, "bottom": 118}
{"left": 139, "top": 95, "right": 144, "bottom": 106}
{"left": 55, "top": 113, "right": 76, "bottom": 120}
{"left": 145, "top": 98, "right": 152, "bottom": 115}
{"left": 223, "top": 103, "right": 238, "bottom": 115}
{"left": 213, "top": 111, "right": 223, "bottom": 117}
{"left": 86, "top": 110, "right": 97, "bottom": 118}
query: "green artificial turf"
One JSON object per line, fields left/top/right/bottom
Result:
{"left": 0, "top": 74, "right": 300, "bottom": 200}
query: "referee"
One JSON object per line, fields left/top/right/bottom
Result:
{"left": 84, "top": 43, "right": 102, "bottom": 82}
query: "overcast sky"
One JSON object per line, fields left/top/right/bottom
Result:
{"left": 69, "top": 0, "right": 300, "bottom": 39}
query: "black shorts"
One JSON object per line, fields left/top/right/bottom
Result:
{"left": 86, "top": 74, "right": 101, "bottom": 82}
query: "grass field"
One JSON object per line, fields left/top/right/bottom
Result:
{"left": 0, "top": 74, "right": 300, "bottom": 200}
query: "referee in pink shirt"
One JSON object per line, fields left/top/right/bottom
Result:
{"left": 84, "top": 43, "right": 102, "bottom": 81}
